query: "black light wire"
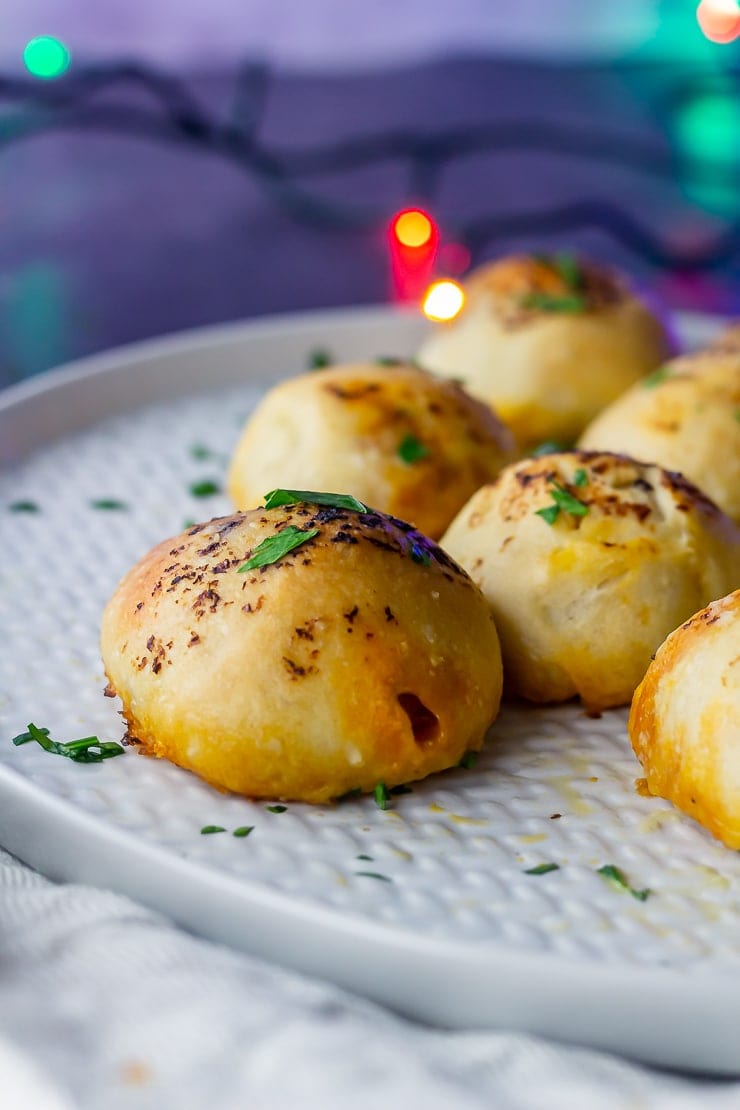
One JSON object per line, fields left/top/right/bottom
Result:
{"left": 1, "top": 60, "right": 739, "bottom": 267}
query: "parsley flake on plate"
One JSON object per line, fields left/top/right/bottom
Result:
{"left": 8, "top": 500, "right": 40, "bottom": 513}
{"left": 524, "top": 862, "right": 560, "bottom": 876}
{"left": 458, "top": 751, "right": 478, "bottom": 769}
{"left": 355, "top": 871, "right": 392, "bottom": 882}
{"left": 266, "top": 804, "right": 288, "bottom": 814}
{"left": 12, "top": 723, "right": 124, "bottom": 763}
{"left": 308, "top": 348, "right": 332, "bottom": 370}
{"left": 189, "top": 479, "right": 221, "bottom": 498}
{"left": 238, "top": 526, "right": 319, "bottom": 572}
{"left": 200, "top": 825, "right": 226, "bottom": 834}
{"left": 232, "top": 826, "right": 254, "bottom": 838}
{"left": 90, "top": 498, "right": 128, "bottom": 511}
{"left": 597, "top": 863, "right": 651, "bottom": 902}
{"left": 374, "top": 782, "right": 391, "bottom": 810}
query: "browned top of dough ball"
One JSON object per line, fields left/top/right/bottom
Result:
{"left": 465, "top": 254, "right": 626, "bottom": 328}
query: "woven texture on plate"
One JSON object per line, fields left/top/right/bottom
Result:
{"left": 1, "top": 383, "right": 740, "bottom": 971}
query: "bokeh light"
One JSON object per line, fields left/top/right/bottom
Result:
{"left": 696, "top": 0, "right": 740, "bottom": 44}
{"left": 422, "top": 280, "right": 465, "bottom": 322}
{"left": 23, "top": 36, "right": 71, "bottom": 79}
{"left": 392, "top": 209, "right": 434, "bottom": 248}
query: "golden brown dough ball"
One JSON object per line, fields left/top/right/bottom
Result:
{"left": 227, "top": 362, "right": 515, "bottom": 540}
{"left": 629, "top": 590, "right": 740, "bottom": 849}
{"left": 578, "top": 353, "right": 740, "bottom": 523}
{"left": 101, "top": 501, "right": 503, "bottom": 803}
{"left": 441, "top": 451, "right": 740, "bottom": 712}
{"left": 417, "top": 254, "right": 670, "bottom": 451}
{"left": 707, "top": 320, "right": 740, "bottom": 354}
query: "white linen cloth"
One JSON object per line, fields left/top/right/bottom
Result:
{"left": 1, "top": 847, "right": 738, "bottom": 1110}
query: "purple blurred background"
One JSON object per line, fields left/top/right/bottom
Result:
{"left": 1, "top": 2, "right": 740, "bottom": 387}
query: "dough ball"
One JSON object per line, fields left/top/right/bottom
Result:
{"left": 579, "top": 352, "right": 740, "bottom": 522}
{"left": 417, "top": 254, "right": 670, "bottom": 451}
{"left": 101, "top": 502, "right": 502, "bottom": 803}
{"left": 227, "top": 361, "right": 515, "bottom": 540}
{"left": 707, "top": 321, "right": 740, "bottom": 354}
{"left": 441, "top": 451, "right": 740, "bottom": 711}
{"left": 629, "top": 590, "right": 740, "bottom": 849}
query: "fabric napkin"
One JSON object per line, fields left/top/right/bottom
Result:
{"left": 1, "top": 847, "right": 738, "bottom": 1110}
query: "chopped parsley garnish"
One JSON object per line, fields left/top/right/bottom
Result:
{"left": 356, "top": 854, "right": 374, "bottom": 861}
{"left": 597, "top": 863, "right": 651, "bottom": 902}
{"left": 531, "top": 441, "right": 568, "bottom": 458}
{"left": 308, "top": 347, "right": 332, "bottom": 370}
{"left": 535, "top": 480, "right": 589, "bottom": 526}
{"left": 642, "top": 367, "right": 671, "bottom": 389}
{"left": 355, "top": 871, "right": 392, "bottom": 882}
{"left": 12, "top": 723, "right": 124, "bottom": 763}
{"left": 188, "top": 441, "right": 226, "bottom": 463}
{"left": 200, "top": 825, "right": 226, "bottom": 834}
{"left": 409, "top": 543, "right": 431, "bottom": 566}
{"left": 233, "top": 826, "right": 254, "bottom": 838}
{"left": 237, "top": 526, "right": 318, "bottom": 571}
{"left": 524, "top": 862, "right": 560, "bottom": 875}
{"left": 397, "top": 434, "right": 430, "bottom": 465}
{"left": 536, "top": 504, "right": 561, "bottom": 526}
{"left": 189, "top": 479, "right": 221, "bottom": 498}
{"left": 266, "top": 804, "right": 287, "bottom": 813}
{"left": 551, "top": 251, "right": 582, "bottom": 290}
{"left": 90, "top": 498, "right": 128, "bottom": 510}
{"left": 374, "top": 782, "right": 391, "bottom": 810}
{"left": 458, "top": 751, "right": 478, "bottom": 769}
{"left": 8, "top": 500, "right": 40, "bottom": 513}
{"left": 573, "top": 468, "right": 588, "bottom": 487}
{"left": 520, "top": 292, "right": 586, "bottom": 314}
{"left": 337, "top": 786, "right": 362, "bottom": 801}
{"left": 189, "top": 441, "right": 213, "bottom": 459}
{"left": 263, "top": 489, "right": 367, "bottom": 513}
{"left": 533, "top": 251, "right": 582, "bottom": 289}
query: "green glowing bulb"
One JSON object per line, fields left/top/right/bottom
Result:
{"left": 23, "top": 36, "right": 71, "bottom": 80}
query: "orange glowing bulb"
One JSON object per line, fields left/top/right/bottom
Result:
{"left": 696, "top": 0, "right": 740, "bottom": 43}
{"left": 422, "top": 280, "right": 465, "bottom": 322}
{"left": 393, "top": 209, "right": 433, "bottom": 248}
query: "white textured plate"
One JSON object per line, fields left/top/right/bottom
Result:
{"left": 1, "top": 306, "right": 738, "bottom": 1074}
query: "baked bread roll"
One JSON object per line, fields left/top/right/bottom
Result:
{"left": 227, "top": 362, "right": 515, "bottom": 540}
{"left": 101, "top": 499, "right": 503, "bottom": 803}
{"left": 442, "top": 451, "right": 740, "bottom": 711}
{"left": 579, "top": 352, "right": 740, "bottom": 522}
{"left": 707, "top": 320, "right": 740, "bottom": 354}
{"left": 416, "top": 254, "right": 670, "bottom": 451}
{"left": 629, "top": 590, "right": 740, "bottom": 849}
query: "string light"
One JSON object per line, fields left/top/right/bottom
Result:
{"left": 422, "top": 280, "right": 465, "bottom": 322}
{"left": 696, "top": 0, "right": 740, "bottom": 44}
{"left": 388, "top": 208, "right": 439, "bottom": 302}
{"left": 392, "top": 209, "right": 433, "bottom": 248}
{"left": 23, "top": 36, "right": 70, "bottom": 79}
{"left": 1, "top": 61, "right": 740, "bottom": 271}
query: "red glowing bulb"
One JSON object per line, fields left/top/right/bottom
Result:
{"left": 388, "top": 208, "right": 440, "bottom": 303}
{"left": 392, "top": 209, "right": 434, "bottom": 248}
